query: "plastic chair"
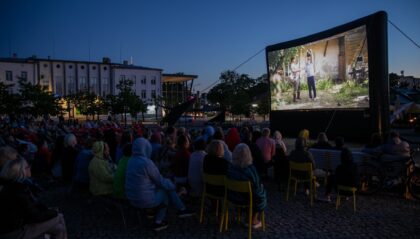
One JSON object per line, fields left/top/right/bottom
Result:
{"left": 335, "top": 185, "right": 357, "bottom": 212}
{"left": 286, "top": 161, "right": 317, "bottom": 206}
{"left": 219, "top": 178, "right": 265, "bottom": 239}
{"left": 200, "top": 173, "right": 226, "bottom": 224}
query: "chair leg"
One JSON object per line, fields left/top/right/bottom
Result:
{"left": 248, "top": 207, "right": 252, "bottom": 239}
{"left": 216, "top": 199, "right": 219, "bottom": 216}
{"left": 286, "top": 179, "right": 291, "bottom": 201}
{"left": 353, "top": 193, "right": 356, "bottom": 212}
{"left": 237, "top": 208, "right": 241, "bottom": 223}
{"left": 294, "top": 181, "right": 298, "bottom": 196}
{"left": 219, "top": 201, "right": 227, "bottom": 232}
{"left": 310, "top": 181, "right": 313, "bottom": 206}
{"left": 117, "top": 203, "right": 127, "bottom": 229}
{"left": 225, "top": 207, "right": 229, "bottom": 231}
{"left": 200, "top": 195, "right": 205, "bottom": 224}
{"left": 336, "top": 195, "right": 340, "bottom": 210}
{"left": 262, "top": 211, "right": 265, "bottom": 231}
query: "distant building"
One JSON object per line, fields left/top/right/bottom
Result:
{"left": 399, "top": 76, "right": 420, "bottom": 89}
{"left": 162, "top": 74, "right": 197, "bottom": 108}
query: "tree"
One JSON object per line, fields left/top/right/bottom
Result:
{"left": 18, "top": 78, "right": 61, "bottom": 118}
{"left": 389, "top": 72, "right": 400, "bottom": 88}
{"left": 0, "top": 82, "right": 20, "bottom": 117}
{"left": 207, "top": 70, "right": 256, "bottom": 119}
{"left": 72, "top": 90, "right": 99, "bottom": 119}
{"left": 115, "top": 78, "right": 146, "bottom": 125}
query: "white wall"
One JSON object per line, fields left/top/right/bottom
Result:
{"left": 0, "top": 62, "right": 36, "bottom": 93}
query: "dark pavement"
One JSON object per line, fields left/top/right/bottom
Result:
{"left": 40, "top": 179, "right": 420, "bottom": 239}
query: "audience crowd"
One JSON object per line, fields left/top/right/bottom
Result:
{"left": 0, "top": 115, "right": 413, "bottom": 237}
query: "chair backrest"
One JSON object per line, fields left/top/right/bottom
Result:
{"left": 289, "top": 161, "right": 313, "bottom": 172}
{"left": 203, "top": 173, "right": 225, "bottom": 187}
{"left": 224, "top": 178, "right": 252, "bottom": 193}
{"left": 289, "top": 161, "right": 313, "bottom": 181}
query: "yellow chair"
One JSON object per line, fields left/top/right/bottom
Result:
{"left": 200, "top": 173, "right": 226, "bottom": 224}
{"left": 335, "top": 185, "right": 357, "bottom": 212}
{"left": 286, "top": 161, "right": 317, "bottom": 206}
{"left": 219, "top": 178, "right": 265, "bottom": 239}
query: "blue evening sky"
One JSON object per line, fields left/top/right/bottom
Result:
{"left": 0, "top": 0, "right": 419, "bottom": 92}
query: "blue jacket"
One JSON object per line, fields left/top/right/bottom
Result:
{"left": 125, "top": 138, "right": 175, "bottom": 208}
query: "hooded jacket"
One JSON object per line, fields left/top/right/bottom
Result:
{"left": 125, "top": 138, "right": 175, "bottom": 209}
{"left": 88, "top": 141, "right": 114, "bottom": 196}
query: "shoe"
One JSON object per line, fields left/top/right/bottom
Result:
{"left": 252, "top": 221, "right": 262, "bottom": 229}
{"left": 151, "top": 221, "right": 168, "bottom": 231}
{"left": 177, "top": 209, "right": 195, "bottom": 218}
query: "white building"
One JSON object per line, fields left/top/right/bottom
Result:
{"left": 0, "top": 56, "right": 163, "bottom": 116}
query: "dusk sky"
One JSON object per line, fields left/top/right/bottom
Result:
{"left": 0, "top": 0, "right": 419, "bottom": 92}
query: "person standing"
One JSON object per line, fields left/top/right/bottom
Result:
{"left": 290, "top": 57, "right": 301, "bottom": 102}
{"left": 305, "top": 49, "right": 316, "bottom": 100}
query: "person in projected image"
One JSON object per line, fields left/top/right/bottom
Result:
{"left": 290, "top": 57, "right": 301, "bottom": 102}
{"left": 305, "top": 49, "right": 316, "bottom": 101}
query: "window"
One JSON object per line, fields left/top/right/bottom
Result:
{"left": 80, "top": 65, "right": 85, "bottom": 69}
{"left": 43, "top": 63, "right": 48, "bottom": 68}
{"left": 55, "top": 76, "right": 63, "bottom": 96}
{"left": 56, "top": 64, "right": 61, "bottom": 68}
{"left": 120, "top": 75, "right": 125, "bottom": 82}
{"left": 90, "top": 77, "right": 98, "bottom": 94}
{"left": 21, "top": 71, "right": 27, "bottom": 81}
{"left": 103, "top": 66, "right": 107, "bottom": 71}
{"left": 151, "top": 90, "right": 156, "bottom": 99}
{"left": 102, "top": 77, "right": 109, "bottom": 96}
{"left": 67, "top": 76, "right": 75, "bottom": 94}
{"left": 141, "top": 90, "right": 146, "bottom": 99}
{"left": 6, "top": 71, "right": 12, "bottom": 81}
{"left": 92, "top": 66, "right": 97, "bottom": 70}
{"left": 141, "top": 76, "right": 146, "bottom": 84}
{"left": 79, "top": 77, "right": 87, "bottom": 90}
{"left": 69, "top": 65, "right": 73, "bottom": 69}
{"left": 151, "top": 76, "right": 156, "bottom": 85}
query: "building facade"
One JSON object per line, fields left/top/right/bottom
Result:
{"left": 0, "top": 56, "right": 163, "bottom": 116}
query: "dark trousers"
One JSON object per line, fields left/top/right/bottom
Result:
{"left": 307, "top": 76, "right": 316, "bottom": 99}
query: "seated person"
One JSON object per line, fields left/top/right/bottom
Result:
{"left": 125, "top": 138, "right": 194, "bottom": 232}
{"left": 203, "top": 140, "right": 229, "bottom": 197}
{"left": 0, "top": 159, "right": 67, "bottom": 239}
{"left": 381, "top": 131, "right": 410, "bottom": 158}
{"left": 113, "top": 144, "right": 132, "bottom": 199}
{"left": 333, "top": 136, "right": 345, "bottom": 150}
{"left": 324, "top": 148, "right": 359, "bottom": 201}
{"left": 88, "top": 141, "right": 115, "bottom": 196}
{"left": 362, "top": 132, "right": 383, "bottom": 156}
{"left": 188, "top": 139, "right": 207, "bottom": 197}
{"left": 288, "top": 137, "right": 315, "bottom": 194}
{"left": 311, "top": 132, "right": 333, "bottom": 150}
{"left": 227, "top": 144, "right": 266, "bottom": 229}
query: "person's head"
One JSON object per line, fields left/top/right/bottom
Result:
{"left": 298, "top": 129, "right": 310, "bottom": 140}
{"left": 317, "top": 132, "right": 329, "bottom": 143}
{"left": 340, "top": 148, "right": 353, "bottom": 164}
{"left": 213, "top": 127, "right": 224, "bottom": 140}
{"left": 120, "top": 131, "right": 132, "bottom": 145}
{"left": 0, "top": 158, "right": 31, "bottom": 181}
{"left": 291, "top": 57, "right": 296, "bottom": 63}
{"left": 194, "top": 139, "right": 206, "bottom": 152}
{"left": 132, "top": 137, "right": 152, "bottom": 159}
{"left": 295, "top": 137, "right": 306, "bottom": 151}
{"left": 251, "top": 130, "right": 262, "bottom": 143}
{"left": 177, "top": 134, "right": 190, "bottom": 150}
{"left": 64, "top": 133, "right": 77, "bottom": 148}
{"left": 0, "top": 146, "right": 18, "bottom": 168}
{"left": 335, "top": 136, "right": 345, "bottom": 148}
{"left": 92, "top": 141, "right": 109, "bottom": 159}
{"left": 122, "top": 143, "right": 132, "bottom": 158}
{"left": 273, "top": 131, "right": 283, "bottom": 141}
{"left": 177, "top": 127, "right": 186, "bottom": 137}
{"left": 150, "top": 132, "right": 162, "bottom": 144}
{"left": 262, "top": 128, "right": 271, "bottom": 137}
{"left": 207, "top": 140, "right": 224, "bottom": 158}
{"left": 232, "top": 143, "right": 253, "bottom": 168}
{"left": 165, "top": 126, "right": 177, "bottom": 138}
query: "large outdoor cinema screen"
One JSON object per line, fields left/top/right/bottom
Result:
{"left": 268, "top": 25, "right": 369, "bottom": 111}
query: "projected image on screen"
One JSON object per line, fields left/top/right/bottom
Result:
{"left": 268, "top": 25, "right": 369, "bottom": 111}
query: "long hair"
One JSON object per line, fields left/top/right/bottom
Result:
{"left": 0, "top": 158, "right": 28, "bottom": 182}
{"left": 207, "top": 140, "right": 224, "bottom": 158}
{"left": 232, "top": 143, "right": 253, "bottom": 168}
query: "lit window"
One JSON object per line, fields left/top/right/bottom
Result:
{"left": 6, "top": 71, "right": 12, "bottom": 81}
